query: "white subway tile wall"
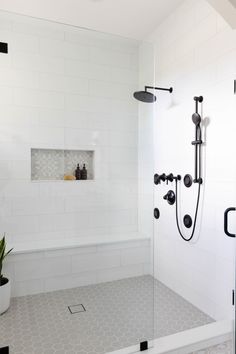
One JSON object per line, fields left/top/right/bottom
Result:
{"left": 0, "top": 10, "right": 140, "bottom": 247}
{"left": 140, "top": 0, "right": 236, "bottom": 320}
{"left": 0, "top": 11, "right": 154, "bottom": 296}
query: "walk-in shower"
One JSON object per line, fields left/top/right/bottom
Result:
{"left": 1, "top": 2, "right": 236, "bottom": 354}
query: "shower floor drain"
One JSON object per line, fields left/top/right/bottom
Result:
{"left": 68, "top": 304, "right": 86, "bottom": 314}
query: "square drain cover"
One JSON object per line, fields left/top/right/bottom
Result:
{"left": 68, "top": 304, "right": 86, "bottom": 314}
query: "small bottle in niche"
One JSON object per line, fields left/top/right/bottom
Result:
{"left": 75, "top": 164, "right": 81, "bottom": 180}
{"left": 81, "top": 164, "right": 87, "bottom": 180}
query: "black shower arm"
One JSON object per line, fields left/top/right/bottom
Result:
{"left": 145, "top": 86, "right": 173, "bottom": 93}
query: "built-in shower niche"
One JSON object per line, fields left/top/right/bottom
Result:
{"left": 31, "top": 148, "right": 94, "bottom": 181}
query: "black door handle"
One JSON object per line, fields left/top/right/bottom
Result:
{"left": 224, "top": 207, "right": 236, "bottom": 237}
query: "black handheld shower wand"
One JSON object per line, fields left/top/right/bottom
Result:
{"left": 175, "top": 96, "right": 203, "bottom": 242}
{"left": 192, "top": 96, "right": 203, "bottom": 184}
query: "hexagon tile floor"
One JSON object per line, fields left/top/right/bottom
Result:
{"left": 191, "top": 341, "right": 233, "bottom": 354}
{"left": 0, "top": 275, "right": 214, "bottom": 354}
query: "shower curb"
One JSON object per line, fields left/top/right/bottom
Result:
{"left": 107, "top": 320, "right": 232, "bottom": 354}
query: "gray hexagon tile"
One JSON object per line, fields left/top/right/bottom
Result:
{"left": 0, "top": 275, "right": 214, "bottom": 354}
{"left": 190, "top": 341, "right": 233, "bottom": 354}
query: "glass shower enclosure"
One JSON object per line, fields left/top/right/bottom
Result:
{"left": 0, "top": 6, "right": 236, "bottom": 354}
{"left": 0, "top": 9, "right": 155, "bottom": 354}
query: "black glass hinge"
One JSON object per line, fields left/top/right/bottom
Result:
{"left": 232, "top": 290, "right": 235, "bottom": 306}
{"left": 0, "top": 42, "right": 8, "bottom": 54}
{"left": 140, "top": 341, "right": 148, "bottom": 351}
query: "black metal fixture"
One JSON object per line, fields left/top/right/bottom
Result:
{"left": 192, "top": 96, "right": 203, "bottom": 184}
{"left": 133, "top": 85, "right": 173, "bottom": 103}
{"left": 0, "top": 42, "right": 8, "bottom": 54}
{"left": 224, "top": 208, "right": 236, "bottom": 237}
{"left": 154, "top": 173, "right": 166, "bottom": 185}
{"left": 183, "top": 215, "right": 192, "bottom": 228}
{"left": 174, "top": 96, "right": 203, "bottom": 242}
{"left": 154, "top": 208, "right": 160, "bottom": 219}
{"left": 184, "top": 174, "right": 193, "bottom": 188}
{"left": 140, "top": 341, "right": 148, "bottom": 351}
{"left": 163, "top": 190, "right": 175, "bottom": 205}
{"left": 154, "top": 173, "right": 180, "bottom": 185}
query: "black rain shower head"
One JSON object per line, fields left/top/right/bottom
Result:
{"left": 133, "top": 85, "right": 173, "bottom": 103}
{"left": 133, "top": 90, "right": 157, "bottom": 103}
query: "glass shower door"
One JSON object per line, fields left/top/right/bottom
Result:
{"left": 152, "top": 77, "right": 236, "bottom": 353}
{"left": 0, "top": 9, "right": 156, "bottom": 354}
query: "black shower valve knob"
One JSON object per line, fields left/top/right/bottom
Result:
{"left": 166, "top": 173, "right": 174, "bottom": 182}
{"left": 160, "top": 173, "right": 166, "bottom": 182}
{"left": 154, "top": 173, "right": 166, "bottom": 185}
{"left": 163, "top": 190, "right": 175, "bottom": 205}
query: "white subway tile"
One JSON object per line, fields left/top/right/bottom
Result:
{"left": 29, "top": 125, "right": 65, "bottom": 145}
{"left": 89, "top": 80, "right": 136, "bottom": 100}
{"left": 110, "top": 67, "right": 138, "bottom": 85}
{"left": 40, "top": 38, "right": 89, "bottom": 61}
{"left": 97, "top": 264, "right": 144, "bottom": 283}
{"left": 38, "top": 108, "right": 65, "bottom": 127}
{"left": 11, "top": 32, "right": 40, "bottom": 54}
{"left": 3, "top": 214, "right": 39, "bottom": 234}
{"left": 12, "top": 279, "right": 44, "bottom": 296}
{"left": 14, "top": 256, "right": 71, "bottom": 281}
{"left": 0, "top": 86, "right": 13, "bottom": 105}
{"left": 66, "top": 59, "right": 112, "bottom": 81}
{"left": 64, "top": 128, "right": 109, "bottom": 147}
{"left": 12, "top": 20, "right": 65, "bottom": 40}
{"left": 1, "top": 180, "right": 39, "bottom": 198}
{"left": 121, "top": 247, "right": 150, "bottom": 266}
{"left": 71, "top": 250, "right": 120, "bottom": 273}
{"left": 65, "top": 94, "right": 113, "bottom": 114}
{"left": 90, "top": 47, "right": 131, "bottom": 68}
{"left": 44, "top": 271, "right": 97, "bottom": 292}
{"left": 14, "top": 88, "right": 64, "bottom": 109}
{"left": 39, "top": 73, "right": 88, "bottom": 94}
{"left": 13, "top": 52, "right": 65, "bottom": 74}
{"left": 0, "top": 68, "right": 39, "bottom": 89}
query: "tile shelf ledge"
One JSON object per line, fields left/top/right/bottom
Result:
{"left": 8, "top": 232, "right": 150, "bottom": 255}
{"left": 31, "top": 179, "right": 95, "bottom": 183}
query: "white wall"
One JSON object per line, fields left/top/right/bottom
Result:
{"left": 0, "top": 11, "right": 140, "bottom": 247}
{"left": 142, "top": 0, "right": 236, "bottom": 320}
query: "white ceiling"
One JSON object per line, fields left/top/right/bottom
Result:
{"left": 0, "top": 0, "right": 184, "bottom": 40}
{"left": 207, "top": 0, "right": 236, "bottom": 28}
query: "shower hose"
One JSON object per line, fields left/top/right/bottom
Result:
{"left": 175, "top": 180, "right": 201, "bottom": 242}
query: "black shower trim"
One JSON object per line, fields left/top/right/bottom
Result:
{"left": 133, "top": 85, "right": 173, "bottom": 103}
{"left": 0, "top": 42, "right": 8, "bottom": 54}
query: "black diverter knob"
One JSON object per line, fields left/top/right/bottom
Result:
{"left": 160, "top": 173, "right": 166, "bottom": 182}
{"left": 163, "top": 190, "right": 175, "bottom": 205}
{"left": 166, "top": 173, "right": 174, "bottom": 182}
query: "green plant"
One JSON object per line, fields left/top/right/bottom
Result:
{"left": 0, "top": 236, "right": 13, "bottom": 286}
